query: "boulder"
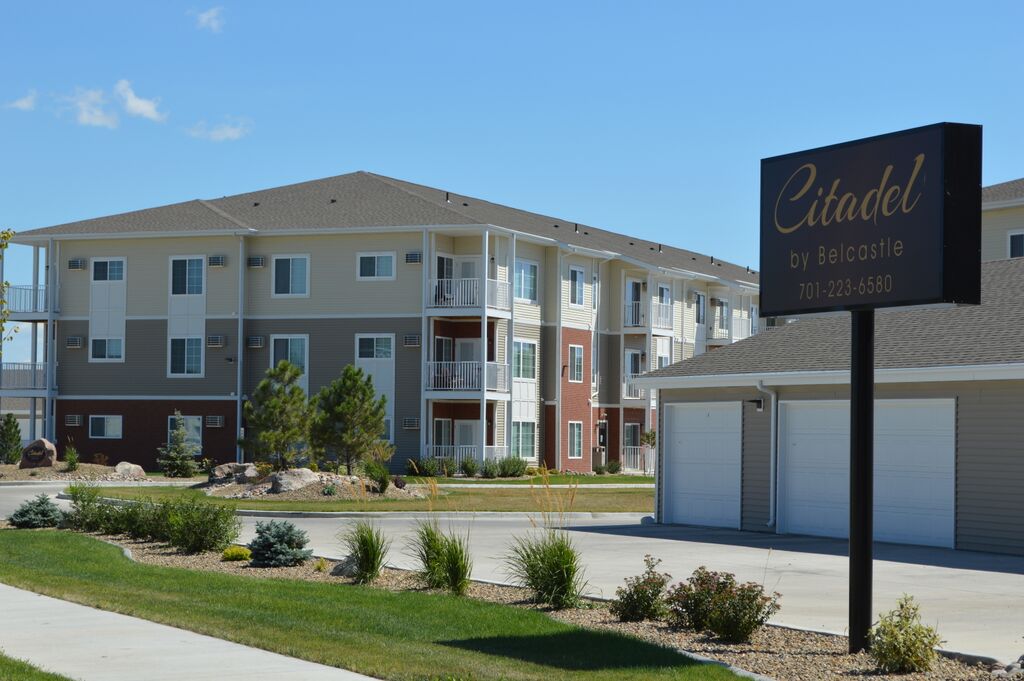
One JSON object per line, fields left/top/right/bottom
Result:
{"left": 114, "top": 461, "right": 146, "bottom": 479}
{"left": 270, "top": 468, "right": 319, "bottom": 493}
{"left": 19, "top": 439, "right": 57, "bottom": 469}
{"left": 210, "top": 462, "right": 259, "bottom": 484}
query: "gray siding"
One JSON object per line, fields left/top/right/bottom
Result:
{"left": 742, "top": 400, "right": 771, "bottom": 532}
{"left": 598, "top": 332, "right": 620, "bottom": 404}
{"left": 540, "top": 325, "right": 557, "bottom": 402}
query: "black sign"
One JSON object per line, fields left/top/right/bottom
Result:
{"left": 759, "top": 123, "right": 982, "bottom": 317}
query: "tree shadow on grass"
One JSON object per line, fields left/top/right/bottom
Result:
{"left": 440, "top": 629, "right": 706, "bottom": 671}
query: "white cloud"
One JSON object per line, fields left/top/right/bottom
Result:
{"left": 5, "top": 90, "right": 36, "bottom": 111}
{"left": 114, "top": 80, "right": 167, "bottom": 122}
{"left": 195, "top": 6, "right": 225, "bottom": 32}
{"left": 65, "top": 88, "right": 118, "bottom": 129}
{"left": 187, "top": 118, "right": 252, "bottom": 142}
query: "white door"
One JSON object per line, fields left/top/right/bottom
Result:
{"left": 663, "top": 402, "right": 742, "bottom": 528}
{"left": 356, "top": 335, "right": 395, "bottom": 441}
{"left": 779, "top": 400, "right": 955, "bottom": 548}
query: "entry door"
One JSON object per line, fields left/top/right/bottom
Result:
{"left": 437, "top": 256, "right": 454, "bottom": 280}
{"left": 626, "top": 279, "right": 642, "bottom": 324}
{"left": 356, "top": 335, "right": 395, "bottom": 441}
{"left": 624, "top": 423, "right": 641, "bottom": 447}
{"left": 434, "top": 419, "right": 453, "bottom": 446}
{"left": 458, "top": 258, "right": 477, "bottom": 279}
{"left": 625, "top": 350, "right": 642, "bottom": 376}
{"left": 435, "top": 336, "right": 453, "bottom": 362}
{"left": 455, "top": 419, "right": 479, "bottom": 457}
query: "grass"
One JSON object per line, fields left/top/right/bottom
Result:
{"left": 406, "top": 474, "right": 655, "bottom": 485}
{"left": 0, "top": 531, "right": 739, "bottom": 680}
{"left": 92, "top": 485, "right": 655, "bottom": 513}
{"left": 0, "top": 652, "right": 74, "bottom": 681}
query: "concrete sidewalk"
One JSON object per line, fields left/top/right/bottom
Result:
{"left": 0, "top": 584, "right": 377, "bottom": 681}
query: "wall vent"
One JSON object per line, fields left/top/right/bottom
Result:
{"left": 208, "top": 255, "right": 227, "bottom": 267}
{"left": 207, "top": 335, "right": 226, "bottom": 348}
{"left": 403, "top": 334, "right": 422, "bottom": 348}
{"left": 405, "top": 251, "right": 423, "bottom": 264}
{"left": 68, "top": 258, "right": 86, "bottom": 270}
{"left": 205, "top": 415, "right": 225, "bottom": 428}
{"left": 247, "top": 256, "right": 266, "bottom": 268}
{"left": 66, "top": 336, "right": 84, "bottom": 349}
{"left": 64, "top": 414, "right": 83, "bottom": 427}
{"left": 402, "top": 417, "right": 420, "bottom": 430}
{"left": 246, "top": 335, "right": 265, "bottom": 349}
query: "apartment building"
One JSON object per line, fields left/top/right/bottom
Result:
{"left": 1, "top": 171, "right": 760, "bottom": 471}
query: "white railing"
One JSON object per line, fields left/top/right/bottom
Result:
{"left": 622, "top": 446, "right": 655, "bottom": 474}
{"left": 1, "top": 363, "right": 46, "bottom": 389}
{"left": 707, "top": 317, "right": 731, "bottom": 340}
{"left": 428, "top": 278, "right": 511, "bottom": 309}
{"left": 484, "top": 446, "right": 508, "bottom": 460}
{"left": 5, "top": 285, "right": 48, "bottom": 314}
{"left": 425, "top": 361, "right": 509, "bottom": 392}
{"left": 623, "top": 373, "right": 646, "bottom": 399}
{"left": 732, "top": 317, "right": 752, "bottom": 341}
{"left": 624, "top": 301, "right": 644, "bottom": 327}
{"left": 652, "top": 301, "right": 672, "bottom": 329}
{"left": 425, "top": 445, "right": 479, "bottom": 467}
{"left": 487, "top": 279, "right": 511, "bottom": 309}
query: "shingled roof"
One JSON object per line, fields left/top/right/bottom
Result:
{"left": 14, "top": 171, "right": 757, "bottom": 285}
{"left": 983, "top": 177, "right": 1024, "bottom": 204}
{"left": 644, "top": 258, "right": 1024, "bottom": 381}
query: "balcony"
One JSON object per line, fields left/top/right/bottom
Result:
{"left": 622, "top": 446, "right": 655, "bottom": 474}
{"left": 707, "top": 319, "right": 731, "bottom": 341}
{"left": 623, "top": 373, "right": 646, "bottom": 400}
{"left": 732, "top": 317, "right": 753, "bottom": 342}
{"left": 424, "top": 444, "right": 509, "bottom": 466}
{"left": 427, "top": 278, "right": 511, "bottom": 311}
{"left": 624, "top": 302, "right": 644, "bottom": 327}
{"left": 1, "top": 363, "right": 46, "bottom": 390}
{"left": 425, "top": 361, "right": 510, "bottom": 392}
{"left": 5, "top": 285, "right": 48, "bottom": 315}
{"left": 652, "top": 301, "right": 672, "bottom": 330}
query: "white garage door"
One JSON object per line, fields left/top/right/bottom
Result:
{"left": 779, "top": 399, "right": 955, "bottom": 548}
{"left": 663, "top": 402, "right": 742, "bottom": 528}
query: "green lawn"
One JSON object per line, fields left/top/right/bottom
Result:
{"left": 407, "top": 474, "right": 655, "bottom": 486}
{"left": 0, "top": 531, "right": 738, "bottom": 681}
{"left": 0, "top": 652, "right": 73, "bottom": 681}
{"left": 93, "top": 485, "right": 655, "bottom": 513}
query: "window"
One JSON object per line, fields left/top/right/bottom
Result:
{"left": 90, "top": 338, "right": 123, "bottom": 361}
{"left": 358, "top": 336, "right": 393, "bottom": 359}
{"left": 514, "top": 260, "right": 538, "bottom": 302}
{"left": 166, "top": 415, "right": 202, "bottom": 454}
{"left": 171, "top": 258, "right": 204, "bottom": 295}
{"left": 1011, "top": 232, "right": 1024, "bottom": 259}
{"left": 273, "top": 255, "right": 309, "bottom": 296}
{"left": 511, "top": 421, "right": 536, "bottom": 458}
{"left": 434, "top": 336, "right": 453, "bottom": 362}
{"left": 89, "top": 415, "right": 122, "bottom": 439}
{"left": 569, "top": 266, "right": 585, "bottom": 306}
{"left": 512, "top": 340, "right": 537, "bottom": 379}
{"left": 624, "top": 422, "right": 641, "bottom": 447}
{"left": 169, "top": 337, "right": 203, "bottom": 376}
{"left": 357, "top": 252, "right": 396, "bottom": 280}
{"left": 750, "top": 304, "right": 760, "bottom": 333}
{"left": 568, "top": 421, "right": 583, "bottom": 459}
{"left": 658, "top": 284, "right": 671, "bottom": 304}
{"left": 568, "top": 345, "right": 584, "bottom": 382}
{"left": 92, "top": 259, "right": 124, "bottom": 281}
{"left": 656, "top": 337, "right": 670, "bottom": 369}
{"left": 434, "top": 418, "right": 453, "bottom": 446}
{"left": 717, "top": 299, "right": 730, "bottom": 330}
{"left": 694, "top": 292, "right": 706, "bottom": 325}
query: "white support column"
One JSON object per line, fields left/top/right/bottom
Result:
{"left": 507, "top": 234, "right": 516, "bottom": 457}
{"left": 30, "top": 247, "right": 38, "bottom": 440}
{"left": 480, "top": 230, "right": 489, "bottom": 459}
{"left": 645, "top": 271, "right": 654, "bottom": 434}
{"left": 419, "top": 228, "right": 429, "bottom": 461}
{"left": 554, "top": 249, "right": 563, "bottom": 469}
{"left": 44, "top": 239, "right": 56, "bottom": 442}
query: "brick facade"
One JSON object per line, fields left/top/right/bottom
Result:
{"left": 558, "top": 327, "right": 593, "bottom": 473}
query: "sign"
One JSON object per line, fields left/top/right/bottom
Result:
{"left": 759, "top": 123, "right": 981, "bottom": 317}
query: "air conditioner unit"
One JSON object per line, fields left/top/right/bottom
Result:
{"left": 246, "top": 336, "right": 265, "bottom": 349}
{"left": 405, "top": 251, "right": 423, "bottom": 264}
{"left": 205, "top": 415, "right": 225, "bottom": 428}
{"left": 208, "top": 255, "right": 227, "bottom": 267}
{"left": 403, "top": 334, "right": 421, "bottom": 348}
{"left": 66, "top": 336, "right": 84, "bottom": 349}
{"left": 207, "top": 335, "right": 226, "bottom": 348}
{"left": 247, "top": 256, "right": 266, "bottom": 268}
{"left": 402, "top": 417, "right": 420, "bottom": 430}
{"left": 64, "top": 414, "right": 83, "bottom": 427}
{"left": 68, "top": 258, "right": 86, "bottom": 270}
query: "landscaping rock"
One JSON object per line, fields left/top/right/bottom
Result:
{"left": 114, "top": 461, "right": 146, "bottom": 479}
{"left": 211, "top": 462, "right": 259, "bottom": 484}
{"left": 269, "top": 468, "right": 319, "bottom": 493}
{"left": 19, "top": 439, "right": 57, "bottom": 469}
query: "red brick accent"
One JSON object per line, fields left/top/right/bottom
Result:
{"left": 559, "top": 328, "right": 592, "bottom": 473}
{"left": 56, "top": 400, "right": 238, "bottom": 471}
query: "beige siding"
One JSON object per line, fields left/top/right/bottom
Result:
{"left": 561, "top": 254, "right": 593, "bottom": 328}
{"left": 543, "top": 247, "right": 559, "bottom": 324}
{"left": 981, "top": 205, "right": 1024, "bottom": 261}
{"left": 513, "top": 241, "right": 545, "bottom": 324}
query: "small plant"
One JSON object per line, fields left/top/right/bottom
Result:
{"left": 497, "top": 455, "right": 527, "bottom": 478}
{"left": 480, "top": 459, "right": 499, "bottom": 479}
{"left": 505, "top": 530, "right": 586, "bottom": 609}
{"left": 92, "top": 452, "right": 108, "bottom": 466}
{"left": 221, "top": 545, "right": 252, "bottom": 562}
{"left": 392, "top": 475, "right": 406, "bottom": 490}
{"left": 254, "top": 461, "right": 274, "bottom": 479}
{"left": 436, "top": 456, "right": 456, "bottom": 477}
{"left": 706, "top": 580, "right": 780, "bottom": 643}
{"left": 341, "top": 521, "right": 390, "bottom": 584}
{"left": 307, "top": 461, "right": 319, "bottom": 473}
{"left": 0, "top": 413, "right": 22, "bottom": 464}
{"left": 63, "top": 445, "right": 80, "bottom": 472}
{"left": 167, "top": 498, "right": 240, "bottom": 553}
{"left": 868, "top": 595, "right": 943, "bottom": 673}
{"left": 10, "top": 494, "right": 63, "bottom": 529}
{"left": 63, "top": 484, "right": 106, "bottom": 532}
{"left": 592, "top": 463, "right": 607, "bottom": 475}
{"left": 640, "top": 429, "right": 657, "bottom": 449}
{"left": 158, "top": 411, "right": 200, "bottom": 478}
{"left": 411, "top": 520, "right": 446, "bottom": 588}
{"left": 459, "top": 457, "right": 479, "bottom": 478}
{"left": 406, "top": 458, "right": 420, "bottom": 476}
{"left": 313, "top": 556, "right": 328, "bottom": 572}
{"left": 199, "top": 457, "right": 216, "bottom": 476}
{"left": 248, "top": 520, "right": 313, "bottom": 567}
{"left": 606, "top": 459, "right": 622, "bottom": 474}
{"left": 666, "top": 566, "right": 737, "bottom": 631}
{"left": 409, "top": 520, "right": 473, "bottom": 595}
{"left": 418, "top": 457, "right": 439, "bottom": 477}
{"left": 322, "top": 484, "right": 337, "bottom": 496}
{"left": 363, "top": 458, "right": 391, "bottom": 494}
{"left": 525, "top": 466, "right": 541, "bottom": 477}
{"left": 610, "top": 555, "right": 671, "bottom": 622}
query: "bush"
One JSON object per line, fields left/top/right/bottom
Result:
{"left": 341, "top": 521, "right": 390, "bottom": 584}
{"left": 480, "top": 459, "right": 499, "bottom": 479}
{"left": 525, "top": 466, "right": 541, "bottom": 477}
{"left": 10, "top": 494, "right": 63, "bottom": 529}
{"left": 248, "top": 520, "right": 313, "bottom": 567}
{"left": 393, "top": 475, "right": 406, "bottom": 490}
{"left": 459, "top": 458, "right": 479, "bottom": 478}
{"left": 314, "top": 557, "right": 328, "bottom": 572}
{"left": 322, "top": 484, "right": 337, "bottom": 496}
{"left": 158, "top": 412, "right": 200, "bottom": 478}
{"left": 64, "top": 484, "right": 107, "bottom": 532}
{"left": 706, "top": 580, "right": 780, "bottom": 643}
{"left": 437, "top": 457, "right": 456, "bottom": 477}
{"left": 0, "top": 413, "right": 22, "bottom": 464}
{"left": 167, "top": 498, "right": 240, "bottom": 553}
{"left": 64, "top": 445, "right": 79, "bottom": 472}
{"left": 406, "top": 459, "right": 420, "bottom": 476}
{"left": 92, "top": 452, "right": 108, "bottom": 466}
{"left": 363, "top": 458, "right": 390, "bottom": 494}
{"left": 868, "top": 596, "right": 943, "bottom": 673}
{"left": 307, "top": 461, "right": 319, "bottom": 473}
{"left": 606, "top": 459, "right": 622, "bottom": 474}
{"left": 666, "top": 566, "right": 737, "bottom": 631}
{"left": 592, "top": 464, "right": 607, "bottom": 475}
{"left": 222, "top": 545, "right": 252, "bottom": 562}
{"left": 411, "top": 520, "right": 446, "bottom": 588}
{"left": 418, "top": 457, "right": 439, "bottom": 477}
{"left": 410, "top": 521, "right": 474, "bottom": 596}
{"left": 497, "top": 456, "right": 527, "bottom": 478}
{"left": 438, "top": 532, "right": 473, "bottom": 596}
{"left": 610, "top": 555, "right": 671, "bottom": 622}
{"left": 505, "top": 530, "right": 586, "bottom": 609}
{"left": 254, "top": 461, "right": 274, "bottom": 479}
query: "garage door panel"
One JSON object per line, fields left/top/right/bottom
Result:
{"left": 665, "top": 403, "right": 741, "bottom": 529}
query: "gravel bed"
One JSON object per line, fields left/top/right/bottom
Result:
{"left": 206, "top": 475, "right": 426, "bottom": 502}
{"left": 0, "top": 463, "right": 201, "bottom": 483}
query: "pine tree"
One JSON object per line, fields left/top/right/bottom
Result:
{"left": 158, "top": 410, "right": 200, "bottom": 477}
{"left": 0, "top": 412, "right": 22, "bottom": 464}
{"left": 241, "top": 360, "right": 311, "bottom": 471}
{"left": 310, "top": 365, "right": 388, "bottom": 475}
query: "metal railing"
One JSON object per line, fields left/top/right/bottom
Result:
{"left": 484, "top": 446, "right": 508, "bottom": 460}
{"left": 622, "top": 446, "right": 655, "bottom": 474}
{"left": 624, "top": 301, "right": 644, "bottom": 327}
{"left": 623, "top": 373, "right": 646, "bottom": 399}
{"left": 652, "top": 301, "right": 672, "bottom": 329}
{"left": 732, "top": 317, "right": 753, "bottom": 341}
{"left": 424, "top": 445, "right": 478, "bottom": 467}
{"left": 487, "top": 279, "right": 511, "bottom": 309}
{"left": 1, "top": 363, "right": 46, "bottom": 389}
{"left": 428, "top": 278, "right": 511, "bottom": 309}
{"left": 5, "top": 285, "right": 47, "bottom": 314}
{"left": 707, "top": 317, "right": 731, "bottom": 340}
{"left": 425, "top": 361, "right": 510, "bottom": 392}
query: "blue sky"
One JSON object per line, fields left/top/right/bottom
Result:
{"left": 2, "top": 1, "right": 1024, "bottom": 357}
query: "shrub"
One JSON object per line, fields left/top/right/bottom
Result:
{"left": 406, "top": 459, "right": 420, "bottom": 476}
{"left": 222, "top": 545, "right": 252, "bottom": 562}
{"left": 525, "top": 466, "right": 541, "bottom": 477}
{"left": 505, "top": 530, "right": 586, "bottom": 609}
{"left": 666, "top": 566, "right": 737, "bottom": 631}
{"left": 592, "top": 463, "right": 607, "bottom": 475}
{"left": 459, "top": 458, "right": 479, "bottom": 478}
{"left": 610, "top": 555, "right": 671, "bottom": 622}
{"left": 480, "top": 459, "right": 499, "bottom": 479}
{"left": 418, "top": 457, "right": 439, "bottom": 477}
{"left": 436, "top": 457, "right": 456, "bottom": 477}
{"left": 322, "top": 484, "right": 337, "bottom": 496}
{"left": 438, "top": 532, "right": 472, "bottom": 596}
{"left": 10, "top": 494, "right": 63, "bottom": 529}
{"left": 606, "top": 459, "right": 622, "bottom": 474}
{"left": 393, "top": 475, "right": 406, "bottom": 490}
{"left": 497, "top": 456, "right": 527, "bottom": 478}
{"left": 248, "top": 520, "right": 313, "bottom": 567}
{"left": 199, "top": 458, "right": 215, "bottom": 476}
{"left": 158, "top": 411, "right": 200, "bottom": 478}
{"left": 364, "top": 458, "right": 391, "bottom": 494}
{"left": 341, "top": 521, "right": 390, "bottom": 584}
{"left": 868, "top": 596, "right": 943, "bottom": 673}
{"left": 706, "top": 580, "right": 780, "bottom": 643}
{"left": 411, "top": 520, "right": 446, "bottom": 588}
{"left": 314, "top": 556, "right": 328, "bottom": 572}
{"left": 92, "top": 452, "right": 108, "bottom": 466}
{"left": 307, "top": 461, "right": 319, "bottom": 473}
{"left": 64, "top": 484, "right": 107, "bottom": 532}
{"left": 64, "top": 445, "right": 79, "bottom": 472}
{"left": 0, "top": 413, "right": 22, "bottom": 464}
{"left": 254, "top": 461, "right": 274, "bottom": 479}
{"left": 167, "top": 498, "right": 239, "bottom": 553}
{"left": 134, "top": 500, "right": 173, "bottom": 542}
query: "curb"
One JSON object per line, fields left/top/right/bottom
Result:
{"left": 0, "top": 480, "right": 201, "bottom": 488}
{"left": 409, "top": 483, "right": 655, "bottom": 489}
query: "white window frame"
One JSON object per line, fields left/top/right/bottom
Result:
{"left": 271, "top": 254, "right": 310, "bottom": 298}
{"left": 1009, "top": 230, "right": 1024, "bottom": 259}
{"left": 568, "top": 344, "right": 584, "bottom": 383}
{"left": 169, "top": 255, "right": 205, "bottom": 296}
{"left": 89, "top": 337, "right": 124, "bottom": 363}
{"left": 718, "top": 299, "right": 730, "bottom": 330}
{"left": 91, "top": 257, "right": 125, "bottom": 282}
{"left": 357, "top": 251, "right": 397, "bottom": 281}
{"left": 694, "top": 291, "right": 707, "bottom": 326}
{"left": 658, "top": 283, "right": 672, "bottom": 305}
{"left": 433, "top": 418, "right": 453, "bottom": 447}
{"left": 270, "top": 334, "right": 310, "bottom": 392}
{"left": 166, "top": 414, "right": 203, "bottom": 454}
{"left": 167, "top": 337, "right": 205, "bottom": 378}
{"left": 569, "top": 265, "right": 585, "bottom": 307}
{"left": 568, "top": 421, "right": 583, "bottom": 459}
{"left": 89, "top": 415, "right": 123, "bottom": 440}
{"left": 514, "top": 259, "right": 539, "bottom": 303}
{"left": 512, "top": 339, "right": 537, "bottom": 380}
{"left": 356, "top": 334, "right": 394, "bottom": 359}
{"left": 656, "top": 337, "right": 671, "bottom": 369}
{"left": 511, "top": 421, "right": 536, "bottom": 458}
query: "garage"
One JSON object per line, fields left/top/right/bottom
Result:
{"left": 778, "top": 399, "right": 955, "bottom": 548}
{"left": 663, "top": 402, "right": 742, "bottom": 528}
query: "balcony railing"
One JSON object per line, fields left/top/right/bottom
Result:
{"left": 1, "top": 363, "right": 46, "bottom": 390}
{"left": 624, "top": 302, "right": 644, "bottom": 327}
{"left": 428, "top": 278, "right": 511, "bottom": 309}
{"left": 623, "top": 373, "right": 646, "bottom": 399}
{"left": 652, "top": 301, "right": 672, "bottom": 329}
{"left": 732, "top": 317, "right": 752, "bottom": 342}
{"left": 484, "top": 446, "right": 508, "bottom": 460}
{"left": 424, "top": 445, "right": 479, "bottom": 467}
{"left": 425, "top": 361, "right": 509, "bottom": 392}
{"left": 487, "top": 279, "right": 511, "bottom": 309}
{"left": 622, "top": 446, "right": 655, "bottom": 474}
{"left": 5, "top": 285, "right": 48, "bottom": 314}
{"left": 707, "top": 319, "right": 731, "bottom": 340}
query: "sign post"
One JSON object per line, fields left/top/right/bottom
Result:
{"left": 759, "top": 123, "right": 981, "bottom": 653}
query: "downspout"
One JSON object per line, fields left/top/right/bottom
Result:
{"left": 756, "top": 380, "right": 778, "bottom": 527}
